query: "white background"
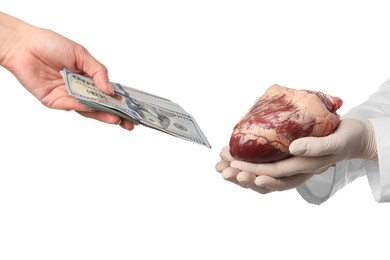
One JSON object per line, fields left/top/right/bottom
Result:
{"left": 1, "top": 1, "right": 389, "bottom": 259}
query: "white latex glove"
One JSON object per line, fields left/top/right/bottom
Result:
{"left": 215, "top": 146, "right": 273, "bottom": 194}
{"left": 216, "top": 118, "right": 377, "bottom": 193}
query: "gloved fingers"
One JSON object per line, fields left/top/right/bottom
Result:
{"left": 219, "top": 146, "right": 235, "bottom": 162}
{"left": 236, "top": 171, "right": 271, "bottom": 194}
{"left": 215, "top": 160, "right": 230, "bottom": 173}
{"left": 236, "top": 171, "right": 256, "bottom": 188}
{"left": 219, "top": 165, "right": 272, "bottom": 194}
{"left": 231, "top": 155, "right": 336, "bottom": 178}
{"left": 289, "top": 136, "right": 341, "bottom": 157}
{"left": 230, "top": 159, "right": 270, "bottom": 175}
{"left": 255, "top": 172, "right": 314, "bottom": 192}
{"left": 220, "top": 166, "right": 241, "bottom": 183}
{"left": 314, "top": 165, "right": 332, "bottom": 175}
{"left": 289, "top": 119, "right": 366, "bottom": 157}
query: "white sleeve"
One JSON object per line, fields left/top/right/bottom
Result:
{"left": 297, "top": 78, "right": 390, "bottom": 204}
{"left": 366, "top": 118, "right": 390, "bottom": 202}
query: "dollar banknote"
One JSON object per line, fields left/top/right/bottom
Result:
{"left": 61, "top": 69, "right": 211, "bottom": 148}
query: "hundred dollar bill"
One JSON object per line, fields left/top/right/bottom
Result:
{"left": 61, "top": 69, "right": 211, "bottom": 148}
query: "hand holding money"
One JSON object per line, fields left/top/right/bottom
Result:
{"left": 61, "top": 69, "right": 211, "bottom": 148}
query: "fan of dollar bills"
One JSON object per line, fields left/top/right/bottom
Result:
{"left": 61, "top": 69, "right": 211, "bottom": 148}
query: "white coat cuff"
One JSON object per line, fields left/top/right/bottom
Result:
{"left": 366, "top": 118, "right": 390, "bottom": 202}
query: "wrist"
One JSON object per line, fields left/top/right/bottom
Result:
{"left": 0, "top": 12, "right": 33, "bottom": 68}
{"left": 363, "top": 120, "right": 378, "bottom": 161}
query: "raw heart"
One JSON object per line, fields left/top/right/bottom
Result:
{"left": 229, "top": 84, "right": 343, "bottom": 163}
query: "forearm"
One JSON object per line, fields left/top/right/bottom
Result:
{"left": 0, "top": 12, "right": 32, "bottom": 68}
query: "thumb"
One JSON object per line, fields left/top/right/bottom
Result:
{"left": 289, "top": 135, "right": 340, "bottom": 157}
{"left": 92, "top": 69, "right": 113, "bottom": 96}
{"left": 75, "top": 45, "right": 113, "bottom": 95}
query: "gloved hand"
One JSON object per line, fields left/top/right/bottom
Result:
{"left": 215, "top": 118, "right": 378, "bottom": 193}
{"left": 215, "top": 146, "right": 273, "bottom": 194}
